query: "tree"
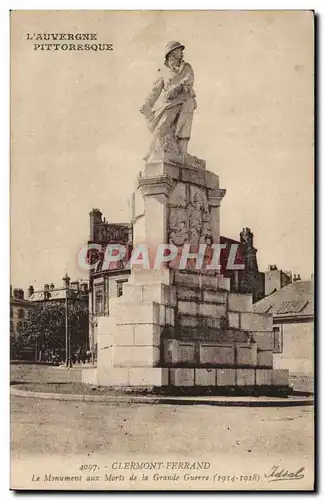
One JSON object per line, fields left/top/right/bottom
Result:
{"left": 17, "top": 300, "right": 89, "bottom": 360}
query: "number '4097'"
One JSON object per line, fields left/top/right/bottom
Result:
{"left": 79, "top": 464, "right": 99, "bottom": 472}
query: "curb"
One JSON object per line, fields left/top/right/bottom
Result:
{"left": 10, "top": 387, "right": 314, "bottom": 407}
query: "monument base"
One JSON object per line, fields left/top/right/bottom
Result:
{"left": 82, "top": 273, "right": 289, "bottom": 391}
{"left": 83, "top": 159, "right": 290, "bottom": 392}
{"left": 82, "top": 365, "right": 289, "bottom": 391}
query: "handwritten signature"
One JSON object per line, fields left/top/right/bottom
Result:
{"left": 265, "top": 466, "right": 305, "bottom": 482}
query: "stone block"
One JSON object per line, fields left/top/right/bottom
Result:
{"left": 115, "top": 302, "right": 160, "bottom": 325}
{"left": 217, "top": 368, "right": 236, "bottom": 386}
{"left": 122, "top": 283, "right": 143, "bottom": 303}
{"left": 200, "top": 275, "right": 219, "bottom": 290}
{"left": 134, "top": 324, "right": 161, "bottom": 346}
{"left": 82, "top": 368, "right": 98, "bottom": 385}
{"left": 97, "top": 315, "right": 115, "bottom": 336}
{"left": 179, "top": 314, "right": 199, "bottom": 328}
{"left": 236, "top": 343, "right": 257, "bottom": 366}
{"left": 240, "top": 312, "right": 273, "bottom": 331}
{"left": 128, "top": 367, "right": 169, "bottom": 387}
{"left": 178, "top": 300, "right": 199, "bottom": 316}
{"left": 142, "top": 283, "right": 177, "bottom": 306}
{"left": 200, "top": 344, "right": 234, "bottom": 365}
{"left": 203, "top": 290, "right": 227, "bottom": 303}
{"left": 97, "top": 333, "right": 114, "bottom": 367}
{"left": 163, "top": 339, "right": 178, "bottom": 364}
{"left": 168, "top": 287, "right": 178, "bottom": 307}
{"left": 253, "top": 332, "right": 274, "bottom": 351}
{"left": 204, "top": 304, "right": 227, "bottom": 319}
{"left": 113, "top": 346, "right": 160, "bottom": 367}
{"left": 145, "top": 161, "right": 180, "bottom": 180}
{"left": 199, "top": 303, "right": 215, "bottom": 317}
{"left": 200, "top": 303, "right": 226, "bottom": 318}
{"left": 236, "top": 369, "right": 255, "bottom": 386}
{"left": 131, "top": 267, "right": 173, "bottom": 286}
{"left": 174, "top": 272, "right": 200, "bottom": 288}
{"left": 228, "top": 293, "right": 253, "bottom": 313}
{"left": 159, "top": 304, "right": 166, "bottom": 325}
{"left": 165, "top": 306, "right": 175, "bottom": 326}
{"left": 97, "top": 368, "right": 130, "bottom": 387}
{"left": 205, "top": 171, "right": 219, "bottom": 190}
{"left": 272, "top": 369, "right": 289, "bottom": 386}
{"left": 216, "top": 276, "right": 231, "bottom": 291}
{"left": 181, "top": 167, "right": 206, "bottom": 186}
{"left": 114, "top": 324, "right": 135, "bottom": 346}
{"left": 178, "top": 287, "right": 201, "bottom": 301}
{"left": 169, "top": 368, "right": 194, "bottom": 387}
{"left": 256, "top": 369, "right": 272, "bottom": 386}
{"left": 201, "top": 316, "right": 221, "bottom": 329}
{"left": 257, "top": 350, "right": 273, "bottom": 367}
{"left": 236, "top": 344, "right": 257, "bottom": 366}
{"left": 178, "top": 344, "right": 195, "bottom": 363}
{"left": 228, "top": 312, "right": 240, "bottom": 329}
{"left": 195, "top": 368, "right": 216, "bottom": 386}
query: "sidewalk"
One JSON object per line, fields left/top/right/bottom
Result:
{"left": 11, "top": 384, "right": 314, "bottom": 407}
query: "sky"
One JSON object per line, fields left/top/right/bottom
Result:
{"left": 10, "top": 10, "right": 314, "bottom": 291}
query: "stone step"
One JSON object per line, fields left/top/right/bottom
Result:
{"left": 91, "top": 366, "right": 288, "bottom": 388}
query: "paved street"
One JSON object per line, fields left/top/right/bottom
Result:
{"left": 10, "top": 365, "right": 314, "bottom": 489}
{"left": 11, "top": 394, "right": 313, "bottom": 459}
{"left": 10, "top": 364, "right": 314, "bottom": 461}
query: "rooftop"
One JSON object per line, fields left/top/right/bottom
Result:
{"left": 253, "top": 280, "right": 314, "bottom": 318}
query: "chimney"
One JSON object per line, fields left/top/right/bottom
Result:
{"left": 80, "top": 282, "right": 89, "bottom": 293}
{"left": 19, "top": 289, "right": 24, "bottom": 300}
{"left": 89, "top": 208, "right": 102, "bottom": 241}
{"left": 13, "top": 288, "right": 19, "bottom": 299}
{"left": 44, "top": 284, "right": 50, "bottom": 300}
{"left": 293, "top": 274, "right": 301, "bottom": 282}
{"left": 70, "top": 281, "right": 79, "bottom": 292}
{"left": 62, "top": 273, "right": 71, "bottom": 289}
{"left": 28, "top": 285, "right": 34, "bottom": 298}
{"left": 50, "top": 283, "right": 55, "bottom": 290}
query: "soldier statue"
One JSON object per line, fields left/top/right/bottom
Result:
{"left": 140, "top": 41, "right": 197, "bottom": 161}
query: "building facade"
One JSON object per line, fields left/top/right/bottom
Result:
{"left": 254, "top": 278, "right": 314, "bottom": 375}
{"left": 10, "top": 287, "right": 35, "bottom": 339}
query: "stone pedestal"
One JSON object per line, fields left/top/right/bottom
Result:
{"left": 82, "top": 159, "right": 289, "bottom": 390}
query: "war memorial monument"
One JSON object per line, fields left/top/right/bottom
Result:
{"left": 82, "top": 41, "right": 289, "bottom": 392}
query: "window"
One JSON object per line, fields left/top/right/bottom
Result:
{"left": 18, "top": 308, "right": 25, "bottom": 320}
{"left": 273, "top": 325, "right": 283, "bottom": 354}
{"left": 116, "top": 280, "right": 127, "bottom": 298}
{"left": 94, "top": 286, "right": 104, "bottom": 315}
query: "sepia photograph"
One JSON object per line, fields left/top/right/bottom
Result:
{"left": 10, "top": 9, "right": 314, "bottom": 491}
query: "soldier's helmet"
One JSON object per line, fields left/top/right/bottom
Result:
{"left": 164, "top": 41, "right": 185, "bottom": 60}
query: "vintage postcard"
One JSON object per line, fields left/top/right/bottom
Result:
{"left": 10, "top": 10, "right": 314, "bottom": 491}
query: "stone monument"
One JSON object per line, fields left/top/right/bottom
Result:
{"left": 83, "top": 42, "right": 289, "bottom": 392}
